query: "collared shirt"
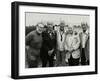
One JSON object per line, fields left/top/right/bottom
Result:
{"left": 57, "top": 30, "right": 65, "bottom": 51}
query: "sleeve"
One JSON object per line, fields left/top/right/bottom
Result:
{"left": 25, "top": 32, "right": 34, "bottom": 46}
{"left": 86, "top": 33, "right": 89, "bottom": 41}
{"left": 64, "top": 35, "right": 70, "bottom": 51}
{"left": 64, "top": 35, "right": 68, "bottom": 50}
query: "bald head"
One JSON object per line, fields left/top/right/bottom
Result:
{"left": 36, "top": 23, "right": 44, "bottom": 34}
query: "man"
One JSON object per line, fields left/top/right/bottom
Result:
{"left": 80, "top": 23, "right": 89, "bottom": 65}
{"left": 56, "top": 22, "right": 66, "bottom": 66}
{"left": 64, "top": 26, "right": 81, "bottom": 66}
{"left": 25, "top": 23, "right": 44, "bottom": 68}
{"left": 40, "top": 22, "right": 56, "bottom": 67}
{"left": 85, "top": 26, "right": 90, "bottom": 65}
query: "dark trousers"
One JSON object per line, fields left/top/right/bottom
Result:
{"left": 41, "top": 52, "right": 55, "bottom": 67}
{"left": 27, "top": 55, "right": 39, "bottom": 68}
{"left": 81, "top": 48, "right": 86, "bottom": 65}
{"left": 28, "top": 60, "right": 38, "bottom": 68}
{"left": 68, "top": 55, "right": 80, "bottom": 66}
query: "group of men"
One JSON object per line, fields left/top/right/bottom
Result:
{"left": 25, "top": 22, "right": 89, "bottom": 68}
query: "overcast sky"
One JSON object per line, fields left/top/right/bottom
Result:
{"left": 25, "top": 12, "right": 90, "bottom": 26}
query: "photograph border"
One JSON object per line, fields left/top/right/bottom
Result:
{"left": 11, "top": 1, "right": 98, "bottom": 79}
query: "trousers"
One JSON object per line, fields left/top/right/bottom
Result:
{"left": 56, "top": 50, "right": 66, "bottom": 66}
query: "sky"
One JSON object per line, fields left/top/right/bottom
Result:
{"left": 25, "top": 12, "right": 90, "bottom": 27}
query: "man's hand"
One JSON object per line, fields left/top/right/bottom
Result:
{"left": 68, "top": 47, "right": 73, "bottom": 52}
{"left": 26, "top": 46, "right": 30, "bottom": 50}
{"left": 48, "top": 49, "right": 54, "bottom": 56}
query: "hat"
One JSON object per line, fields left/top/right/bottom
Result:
{"left": 47, "top": 22, "right": 53, "bottom": 26}
{"left": 81, "top": 23, "right": 86, "bottom": 27}
{"left": 59, "top": 21, "right": 65, "bottom": 27}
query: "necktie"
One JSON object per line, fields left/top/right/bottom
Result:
{"left": 60, "top": 32, "right": 63, "bottom": 41}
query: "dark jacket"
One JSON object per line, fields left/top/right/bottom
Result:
{"left": 40, "top": 30, "right": 56, "bottom": 57}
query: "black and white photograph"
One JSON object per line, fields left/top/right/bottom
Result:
{"left": 11, "top": 1, "right": 97, "bottom": 79}
{"left": 25, "top": 12, "right": 90, "bottom": 68}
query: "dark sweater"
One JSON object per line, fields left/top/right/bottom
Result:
{"left": 26, "top": 30, "right": 42, "bottom": 57}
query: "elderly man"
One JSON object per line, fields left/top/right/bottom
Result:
{"left": 25, "top": 23, "right": 44, "bottom": 68}
{"left": 56, "top": 22, "right": 66, "bottom": 66}
{"left": 40, "top": 22, "right": 56, "bottom": 67}
{"left": 80, "top": 23, "right": 89, "bottom": 65}
{"left": 64, "top": 26, "right": 81, "bottom": 66}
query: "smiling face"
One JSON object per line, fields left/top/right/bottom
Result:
{"left": 36, "top": 23, "right": 44, "bottom": 34}
{"left": 47, "top": 24, "right": 53, "bottom": 32}
{"left": 68, "top": 27, "right": 73, "bottom": 34}
{"left": 81, "top": 23, "right": 88, "bottom": 33}
{"left": 60, "top": 25, "right": 64, "bottom": 31}
{"left": 59, "top": 22, "right": 65, "bottom": 32}
{"left": 82, "top": 25, "right": 87, "bottom": 33}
